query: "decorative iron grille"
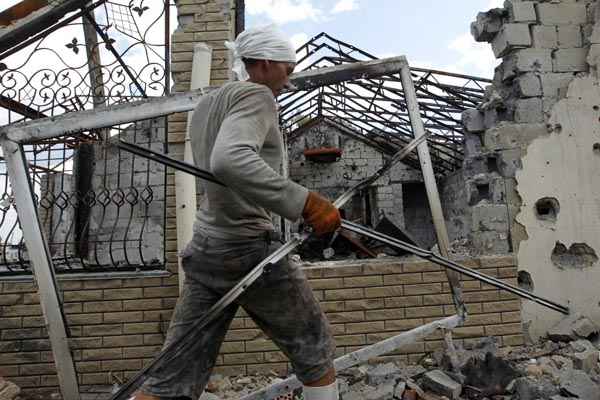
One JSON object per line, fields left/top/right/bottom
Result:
{"left": 0, "top": 0, "right": 172, "bottom": 275}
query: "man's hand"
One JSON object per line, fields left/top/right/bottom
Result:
{"left": 302, "top": 191, "right": 341, "bottom": 236}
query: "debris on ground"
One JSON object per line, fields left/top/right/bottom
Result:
{"left": 203, "top": 315, "right": 600, "bottom": 399}
{"left": 6, "top": 314, "right": 600, "bottom": 400}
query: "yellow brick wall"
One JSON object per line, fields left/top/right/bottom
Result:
{"left": 0, "top": 256, "right": 522, "bottom": 397}
{"left": 211, "top": 255, "right": 523, "bottom": 376}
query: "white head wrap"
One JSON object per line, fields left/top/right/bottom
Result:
{"left": 225, "top": 24, "right": 297, "bottom": 81}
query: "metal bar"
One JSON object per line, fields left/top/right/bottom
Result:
{"left": 0, "top": 0, "right": 107, "bottom": 61}
{"left": 0, "top": 95, "right": 47, "bottom": 120}
{"left": 399, "top": 61, "right": 467, "bottom": 317}
{"left": 288, "top": 56, "right": 407, "bottom": 92}
{"left": 116, "top": 140, "right": 224, "bottom": 186}
{"left": 0, "top": 139, "right": 80, "bottom": 399}
{"left": 1, "top": 57, "right": 409, "bottom": 143}
{"left": 240, "top": 315, "right": 462, "bottom": 400}
{"left": 235, "top": 0, "right": 245, "bottom": 36}
{"left": 164, "top": 0, "right": 171, "bottom": 97}
{"left": 111, "top": 134, "right": 424, "bottom": 400}
{"left": 341, "top": 219, "right": 570, "bottom": 315}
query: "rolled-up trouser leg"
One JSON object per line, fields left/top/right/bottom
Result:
{"left": 238, "top": 240, "right": 336, "bottom": 384}
{"left": 141, "top": 233, "right": 336, "bottom": 397}
{"left": 141, "top": 237, "right": 240, "bottom": 399}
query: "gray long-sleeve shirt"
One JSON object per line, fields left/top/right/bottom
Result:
{"left": 189, "top": 81, "right": 309, "bottom": 239}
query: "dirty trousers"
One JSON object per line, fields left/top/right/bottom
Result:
{"left": 142, "top": 232, "right": 336, "bottom": 399}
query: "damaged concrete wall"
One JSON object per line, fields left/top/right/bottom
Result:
{"left": 287, "top": 120, "right": 432, "bottom": 243}
{"left": 463, "top": 0, "right": 600, "bottom": 338}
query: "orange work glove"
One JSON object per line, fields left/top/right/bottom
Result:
{"left": 302, "top": 191, "right": 341, "bottom": 236}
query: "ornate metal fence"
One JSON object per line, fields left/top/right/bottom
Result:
{"left": 0, "top": 0, "right": 171, "bottom": 275}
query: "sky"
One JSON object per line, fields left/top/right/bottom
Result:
{"left": 0, "top": 0, "right": 504, "bottom": 79}
{"left": 244, "top": 0, "right": 505, "bottom": 78}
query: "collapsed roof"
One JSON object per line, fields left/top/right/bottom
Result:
{"left": 279, "top": 32, "right": 491, "bottom": 174}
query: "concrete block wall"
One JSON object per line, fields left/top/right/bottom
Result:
{"left": 461, "top": 0, "right": 600, "bottom": 338}
{"left": 449, "top": 0, "right": 597, "bottom": 255}
{"left": 88, "top": 119, "right": 166, "bottom": 266}
{"left": 288, "top": 120, "right": 419, "bottom": 230}
{"left": 0, "top": 256, "right": 522, "bottom": 396}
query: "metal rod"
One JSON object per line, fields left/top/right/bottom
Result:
{"left": 0, "top": 0, "right": 90, "bottom": 55}
{"left": 399, "top": 61, "right": 466, "bottom": 317}
{"left": 114, "top": 141, "right": 569, "bottom": 316}
{"left": 111, "top": 134, "right": 424, "bottom": 400}
{"left": 240, "top": 315, "right": 462, "bottom": 400}
{"left": 81, "top": 9, "right": 147, "bottom": 98}
{"left": 0, "top": 0, "right": 107, "bottom": 60}
{"left": 116, "top": 140, "right": 224, "bottom": 186}
{"left": 340, "top": 219, "right": 570, "bottom": 315}
{"left": 0, "top": 139, "right": 80, "bottom": 399}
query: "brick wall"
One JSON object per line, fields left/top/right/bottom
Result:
{"left": 0, "top": 255, "right": 522, "bottom": 396}
{"left": 212, "top": 255, "right": 523, "bottom": 376}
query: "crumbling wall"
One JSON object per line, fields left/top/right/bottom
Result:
{"left": 463, "top": 0, "right": 600, "bottom": 338}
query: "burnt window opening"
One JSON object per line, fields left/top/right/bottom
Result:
{"left": 477, "top": 183, "right": 491, "bottom": 201}
{"left": 487, "top": 156, "right": 499, "bottom": 174}
{"left": 403, "top": 182, "right": 436, "bottom": 249}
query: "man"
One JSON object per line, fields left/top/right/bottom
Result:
{"left": 132, "top": 25, "right": 341, "bottom": 400}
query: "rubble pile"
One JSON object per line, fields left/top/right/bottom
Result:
{"left": 204, "top": 315, "right": 600, "bottom": 400}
